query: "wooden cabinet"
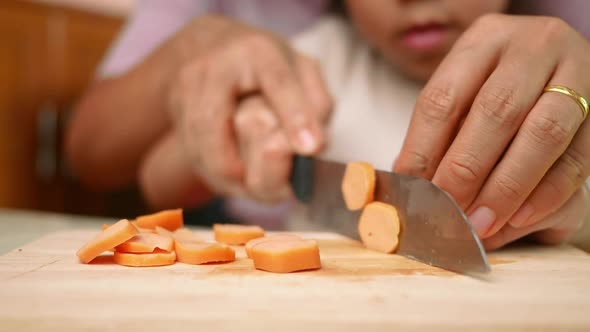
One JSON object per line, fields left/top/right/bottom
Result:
{"left": 0, "top": 0, "right": 146, "bottom": 218}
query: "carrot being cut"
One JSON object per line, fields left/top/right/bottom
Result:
{"left": 134, "top": 208, "right": 183, "bottom": 231}
{"left": 115, "top": 233, "right": 174, "bottom": 253}
{"left": 113, "top": 250, "right": 176, "bottom": 267}
{"left": 213, "top": 224, "right": 264, "bottom": 245}
{"left": 341, "top": 161, "right": 376, "bottom": 211}
{"left": 245, "top": 234, "right": 301, "bottom": 258}
{"left": 175, "top": 242, "right": 235, "bottom": 265}
{"left": 77, "top": 219, "right": 138, "bottom": 263}
{"left": 250, "top": 239, "right": 321, "bottom": 273}
{"left": 358, "top": 201, "right": 400, "bottom": 253}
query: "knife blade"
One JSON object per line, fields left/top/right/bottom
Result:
{"left": 290, "top": 156, "right": 490, "bottom": 276}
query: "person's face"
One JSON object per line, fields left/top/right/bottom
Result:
{"left": 345, "top": 0, "right": 509, "bottom": 81}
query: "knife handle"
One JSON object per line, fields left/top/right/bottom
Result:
{"left": 289, "top": 155, "right": 314, "bottom": 204}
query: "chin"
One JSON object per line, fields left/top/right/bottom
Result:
{"left": 391, "top": 55, "right": 443, "bottom": 83}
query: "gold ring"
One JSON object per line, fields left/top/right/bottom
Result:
{"left": 543, "top": 85, "right": 589, "bottom": 121}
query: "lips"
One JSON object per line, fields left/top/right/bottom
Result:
{"left": 400, "top": 23, "right": 448, "bottom": 53}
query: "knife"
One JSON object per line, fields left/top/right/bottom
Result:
{"left": 290, "top": 156, "right": 490, "bottom": 276}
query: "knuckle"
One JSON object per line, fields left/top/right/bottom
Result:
{"left": 494, "top": 173, "right": 527, "bottom": 202}
{"left": 525, "top": 113, "right": 573, "bottom": 149}
{"left": 416, "top": 84, "right": 457, "bottom": 123}
{"left": 445, "top": 152, "right": 482, "bottom": 184}
{"left": 539, "top": 16, "right": 570, "bottom": 43}
{"left": 398, "top": 149, "right": 433, "bottom": 177}
{"left": 559, "top": 147, "right": 589, "bottom": 186}
{"left": 476, "top": 85, "right": 521, "bottom": 126}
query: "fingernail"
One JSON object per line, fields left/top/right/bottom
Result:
{"left": 509, "top": 203, "right": 535, "bottom": 228}
{"left": 469, "top": 206, "right": 496, "bottom": 237}
{"left": 297, "top": 129, "right": 317, "bottom": 154}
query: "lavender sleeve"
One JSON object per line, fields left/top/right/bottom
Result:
{"left": 98, "top": 0, "right": 329, "bottom": 79}
{"left": 98, "top": 0, "right": 217, "bottom": 78}
{"left": 511, "top": 0, "right": 590, "bottom": 39}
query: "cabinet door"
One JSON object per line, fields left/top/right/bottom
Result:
{"left": 0, "top": 1, "right": 51, "bottom": 208}
{"left": 0, "top": 1, "right": 145, "bottom": 217}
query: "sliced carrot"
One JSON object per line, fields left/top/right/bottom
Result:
{"left": 154, "top": 225, "right": 174, "bottom": 238}
{"left": 174, "top": 228, "right": 201, "bottom": 242}
{"left": 250, "top": 239, "right": 321, "bottom": 273}
{"left": 358, "top": 201, "right": 400, "bottom": 253}
{"left": 102, "top": 223, "right": 153, "bottom": 233}
{"left": 175, "top": 242, "right": 235, "bottom": 265}
{"left": 213, "top": 224, "right": 264, "bottom": 245}
{"left": 155, "top": 226, "right": 201, "bottom": 243}
{"left": 134, "top": 208, "right": 183, "bottom": 231}
{"left": 115, "top": 233, "right": 174, "bottom": 253}
{"left": 113, "top": 250, "right": 176, "bottom": 267}
{"left": 245, "top": 234, "right": 302, "bottom": 258}
{"left": 77, "top": 219, "right": 138, "bottom": 264}
{"left": 341, "top": 161, "right": 376, "bottom": 211}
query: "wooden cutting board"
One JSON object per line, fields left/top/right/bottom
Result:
{"left": 1, "top": 230, "right": 590, "bottom": 331}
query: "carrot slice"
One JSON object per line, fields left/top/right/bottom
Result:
{"left": 174, "top": 228, "right": 201, "bottom": 242}
{"left": 245, "top": 234, "right": 302, "bottom": 258}
{"left": 250, "top": 239, "right": 321, "bottom": 273}
{"left": 358, "top": 202, "right": 400, "bottom": 253}
{"left": 175, "top": 242, "right": 235, "bottom": 265}
{"left": 341, "top": 161, "right": 376, "bottom": 211}
{"left": 115, "top": 233, "right": 174, "bottom": 253}
{"left": 155, "top": 226, "right": 201, "bottom": 243}
{"left": 134, "top": 208, "right": 183, "bottom": 231}
{"left": 102, "top": 223, "right": 153, "bottom": 233}
{"left": 77, "top": 219, "right": 138, "bottom": 263}
{"left": 154, "top": 226, "right": 174, "bottom": 237}
{"left": 113, "top": 250, "right": 176, "bottom": 267}
{"left": 213, "top": 224, "right": 264, "bottom": 245}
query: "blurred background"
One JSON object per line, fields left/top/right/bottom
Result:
{"left": 0, "top": 0, "right": 143, "bottom": 218}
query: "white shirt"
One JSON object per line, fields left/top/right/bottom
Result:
{"left": 293, "top": 16, "right": 422, "bottom": 170}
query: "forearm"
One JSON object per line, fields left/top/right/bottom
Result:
{"left": 65, "top": 42, "right": 178, "bottom": 190}
{"left": 65, "top": 15, "right": 261, "bottom": 191}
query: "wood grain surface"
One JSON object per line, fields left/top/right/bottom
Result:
{"left": 1, "top": 230, "right": 589, "bottom": 331}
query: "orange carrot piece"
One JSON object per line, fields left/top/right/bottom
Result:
{"left": 245, "top": 234, "right": 302, "bottom": 258}
{"left": 154, "top": 226, "right": 174, "bottom": 237}
{"left": 115, "top": 233, "right": 174, "bottom": 253}
{"left": 250, "top": 239, "right": 321, "bottom": 273}
{"left": 358, "top": 202, "right": 400, "bottom": 253}
{"left": 77, "top": 219, "right": 138, "bottom": 263}
{"left": 102, "top": 223, "right": 153, "bottom": 233}
{"left": 174, "top": 228, "right": 200, "bottom": 242}
{"left": 175, "top": 242, "right": 235, "bottom": 265}
{"left": 213, "top": 224, "right": 264, "bottom": 245}
{"left": 113, "top": 250, "right": 176, "bottom": 267}
{"left": 341, "top": 161, "right": 376, "bottom": 211}
{"left": 155, "top": 226, "right": 201, "bottom": 243}
{"left": 134, "top": 208, "right": 183, "bottom": 231}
